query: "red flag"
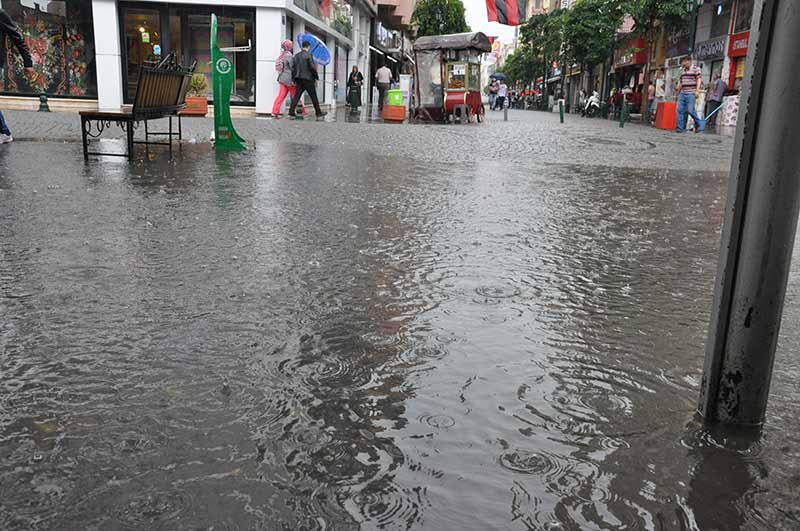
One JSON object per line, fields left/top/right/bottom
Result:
{"left": 486, "top": 0, "right": 527, "bottom": 26}
{"left": 321, "top": 0, "right": 331, "bottom": 18}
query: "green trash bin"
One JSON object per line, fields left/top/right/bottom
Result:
{"left": 387, "top": 89, "right": 404, "bottom": 106}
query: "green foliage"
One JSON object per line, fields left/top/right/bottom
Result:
{"left": 332, "top": 14, "right": 353, "bottom": 36}
{"left": 504, "top": 46, "right": 540, "bottom": 85}
{"left": 520, "top": 10, "right": 564, "bottom": 65}
{"left": 621, "top": 0, "right": 691, "bottom": 35}
{"left": 412, "top": 0, "right": 470, "bottom": 37}
{"left": 189, "top": 73, "right": 208, "bottom": 97}
{"left": 562, "top": 0, "right": 624, "bottom": 68}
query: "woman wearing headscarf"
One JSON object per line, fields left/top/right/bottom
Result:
{"left": 346, "top": 65, "right": 363, "bottom": 112}
{"left": 271, "top": 39, "right": 304, "bottom": 117}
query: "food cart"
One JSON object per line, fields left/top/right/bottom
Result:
{"left": 412, "top": 32, "right": 491, "bottom": 123}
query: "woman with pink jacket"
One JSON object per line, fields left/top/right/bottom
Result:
{"left": 271, "top": 40, "right": 305, "bottom": 117}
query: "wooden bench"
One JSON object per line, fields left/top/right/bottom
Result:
{"left": 80, "top": 65, "right": 193, "bottom": 160}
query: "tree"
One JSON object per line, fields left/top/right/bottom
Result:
{"left": 620, "top": 0, "right": 692, "bottom": 115}
{"left": 519, "top": 10, "right": 565, "bottom": 101}
{"left": 412, "top": 0, "right": 470, "bottom": 37}
{"left": 562, "top": 0, "right": 624, "bottom": 70}
{"left": 504, "top": 46, "right": 539, "bottom": 87}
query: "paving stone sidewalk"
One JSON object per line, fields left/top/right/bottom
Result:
{"left": 0, "top": 107, "right": 735, "bottom": 172}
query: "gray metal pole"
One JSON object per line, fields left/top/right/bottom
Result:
{"left": 700, "top": 0, "right": 800, "bottom": 427}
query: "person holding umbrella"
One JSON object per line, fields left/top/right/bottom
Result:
{"left": 288, "top": 39, "right": 326, "bottom": 119}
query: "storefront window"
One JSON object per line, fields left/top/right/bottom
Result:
{"left": 0, "top": 0, "right": 96, "bottom": 97}
{"left": 734, "top": 0, "right": 754, "bottom": 33}
{"left": 120, "top": 3, "right": 255, "bottom": 104}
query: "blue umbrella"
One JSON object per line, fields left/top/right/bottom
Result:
{"left": 296, "top": 33, "right": 331, "bottom": 66}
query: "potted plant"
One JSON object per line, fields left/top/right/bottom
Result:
{"left": 182, "top": 73, "right": 209, "bottom": 116}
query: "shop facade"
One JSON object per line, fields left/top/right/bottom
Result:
{"left": 612, "top": 35, "right": 647, "bottom": 94}
{"left": 1, "top": 0, "right": 376, "bottom": 113}
{"left": 100, "top": 0, "right": 376, "bottom": 113}
{"left": 0, "top": 0, "right": 97, "bottom": 99}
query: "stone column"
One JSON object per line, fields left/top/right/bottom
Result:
{"left": 256, "top": 7, "right": 284, "bottom": 115}
{"left": 91, "top": 0, "right": 123, "bottom": 109}
{"left": 325, "top": 35, "right": 336, "bottom": 107}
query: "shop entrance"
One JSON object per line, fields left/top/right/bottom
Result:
{"left": 120, "top": 2, "right": 255, "bottom": 104}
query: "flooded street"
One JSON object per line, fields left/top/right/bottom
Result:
{"left": 1, "top": 138, "right": 799, "bottom": 530}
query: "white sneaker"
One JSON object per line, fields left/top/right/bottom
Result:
{"left": 0, "top": 134, "right": 13, "bottom": 144}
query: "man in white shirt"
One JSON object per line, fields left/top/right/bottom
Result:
{"left": 375, "top": 63, "right": 393, "bottom": 111}
{"left": 496, "top": 82, "right": 508, "bottom": 110}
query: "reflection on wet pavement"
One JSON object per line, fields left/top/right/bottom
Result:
{"left": 1, "top": 141, "right": 798, "bottom": 530}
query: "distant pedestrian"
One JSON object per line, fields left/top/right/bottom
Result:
{"left": 375, "top": 63, "right": 393, "bottom": 111}
{"left": 0, "top": 8, "right": 35, "bottom": 144}
{"left": 271, "top": 40, "right": 305, "bottom": 118}
{"left": 488, "top": 80, "right": 499, "bottom": 110}
{"left": 288, "top": 40, "right": 325, "bottom": 119}
{"left": 647, "top": 81, "right": 655, "bottom": 122}
{"left": 496, "top": 81, "right": 507, "bottom": 110}
{"left": 347, "top": 65, "right": 363, "bottom": 111}
{"left": 706, "top": 73, "right": 727, "bottom": 128}
{"left": 676, "top": 56, "right": 702, "bottom": 133}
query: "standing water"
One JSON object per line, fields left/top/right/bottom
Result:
{"left": 1, "top": 142, "right": 799, "bottom": 530}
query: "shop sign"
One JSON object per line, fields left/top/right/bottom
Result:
{"left": 695, "top": 37, "right": 726, "bottom": 61}
{"left": 614, "top": 37, "right": 647, "bottom": 68}
{"left": 666, "top": 28, "right": 689, "bottom": 59}
{"left": 728, "top": 31, "right": 749, "bottom": 57}
{"left": 142, "top": 32, "right": 150, "bottom": 43}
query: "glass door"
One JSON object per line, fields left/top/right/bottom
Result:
{"left": 121, "top": 7, "right": 163, "bottom": 100}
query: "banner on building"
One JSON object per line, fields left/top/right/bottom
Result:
{"left": 486, "top": 0, "right": 528, "bottom": 26}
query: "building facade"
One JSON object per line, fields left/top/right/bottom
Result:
{"left": 0, "top": 0, "right": 389, "bottom": 114}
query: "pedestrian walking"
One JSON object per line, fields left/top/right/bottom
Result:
{"left": 288, "top": 40, "right": 326, "bottom": 119}
{"left": 347, "top": 65, "right": 363, "bottom": 112}
{"left": 375, "top": 63, "right": 393, "bottom": 111}
{"left": 488, "top": 80, "right": 499, "bottom": 110}
{"left": 271, "top": 40, "right": 305, "bottom": 118}
{"left": 706, "top": 73, "right": 727, "bottom": 128}
{"left": 0, "top": 8, "right": 35, "bottom": 144}
{"left": 676, "top": 56, "right": 703, "bottom": 133}
{"left": 496, "top": 81, "right": 507, "bottom": 110}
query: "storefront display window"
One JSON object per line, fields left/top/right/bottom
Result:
{"left": 0, "top": 0, "right": 96, "bottom": 97}
{"left": 120, "top": 3, "right": 255, "bottom": 104}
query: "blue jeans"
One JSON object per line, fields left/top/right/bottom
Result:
{"left": 676, "top": 92, "right": 701, "bottom": 132}
{"left": 488, "top": 93, "right": 496, "bottom": 110}
{"left": 0, "top": 111, "right": 10, "bottom": 135}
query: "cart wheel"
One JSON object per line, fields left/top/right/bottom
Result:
{"left": 476, "top": 105, "right": 486, "bottom": 123}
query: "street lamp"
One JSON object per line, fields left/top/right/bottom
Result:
{"left": 688, "top": 0, "right": 704, "bottom": 55}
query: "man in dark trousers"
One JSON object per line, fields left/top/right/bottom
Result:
{"left": 0, "top": 8, "right": 35, "bottom": 144}
{"left": 288, "top": 40, "right": 326, "bottom": 119}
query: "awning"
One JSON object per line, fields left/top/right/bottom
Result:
{"left": 413, "top": 32, "right": 492, "bottom": 52}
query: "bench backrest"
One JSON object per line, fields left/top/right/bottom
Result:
{"left": 132, "top": 66, "right": 193, "bottom": 120}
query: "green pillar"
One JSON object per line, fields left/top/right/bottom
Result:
{"left": 211, "top": 14, "right": 246, "bottom": 151}
{"left": 559, "top": 100, "right": 564, "bottom": 123}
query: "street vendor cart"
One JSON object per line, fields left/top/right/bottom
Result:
{"left": 412, "top": 32, "right": 491, "bottom": 123}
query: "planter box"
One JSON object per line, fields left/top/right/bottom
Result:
{"left": 181, "top": 96, "right": 208, "bottom": 116}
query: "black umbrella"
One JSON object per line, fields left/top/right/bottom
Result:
{"left": 490, "top": 72, "right": 507, "bottom": 81}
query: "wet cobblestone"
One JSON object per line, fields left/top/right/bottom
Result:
{"left": 0, "top": 107, "right": 735, "bottom": 172}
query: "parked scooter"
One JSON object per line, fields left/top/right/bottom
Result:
{"left": 582, "top": 91, "right": 601, "bottom": 118}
